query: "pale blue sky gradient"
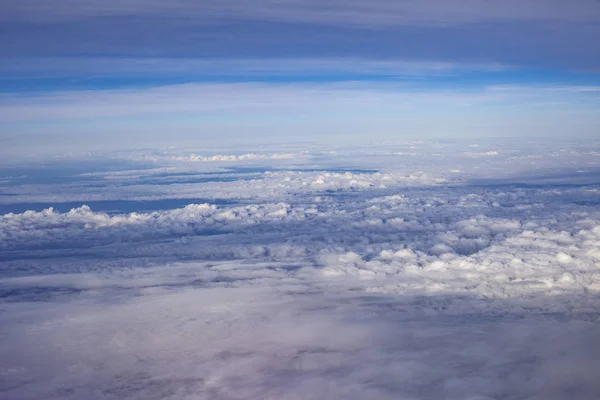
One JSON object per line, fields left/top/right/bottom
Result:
{"left": 1, "top": 1, "right": 599, "bottom": 154}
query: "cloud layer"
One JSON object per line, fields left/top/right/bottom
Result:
{"left": 1, "top": 141, "right": 600, "bottom": 399}
{"left": 2, "top": 0, "right": 599, "bottom": 71}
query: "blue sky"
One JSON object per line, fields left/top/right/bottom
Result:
{"left": 1, "top": 0, "right": 599, "bottom": 153}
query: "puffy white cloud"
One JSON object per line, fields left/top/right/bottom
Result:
{"left": 0, "top": 202, "right": 304, "bottom": 252}
{"left": 148, "top": 152, "right": 303, "bottom": 163}
{"left": 1, "top": 143, "right": 600, "bottom": 399}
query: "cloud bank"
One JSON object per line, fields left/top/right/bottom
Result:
{"left": 1, "top": 141, "right": 600, "bottom": 399}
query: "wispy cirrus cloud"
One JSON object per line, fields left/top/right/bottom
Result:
{"left": 4, "top": 0, "right": 600, "bottom": 26}
{"left": 1, "top": 81, "right": 598, "bottom": 156}
{"left": 2, "top": 81, "right": 599, "bottom": 123}
{"left": 488, "top": 85, "right": 600, "bottom": 93}
{"left": 0, "top": 82, "right": 534, "bottom": 123}
{"left": 2, "top": 1, "right": 599, "bottom": 70}
{"left": 0, "top": 57, "right": 511, "bottom": 81}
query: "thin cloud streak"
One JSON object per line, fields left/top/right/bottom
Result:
{"left": 488, "top": 85, "right": 600, "bottom": 93}
{"left": 0, "top": 57, "right": 511, "bottom": 80}
{"left": 4, "top": 0, "right": 600, "bottom": 26}
{"left": 2, "top": 2, "right": 598, "bottom": 70}
{"left": 0, "top": 81, "right": 573, "bottom": 123}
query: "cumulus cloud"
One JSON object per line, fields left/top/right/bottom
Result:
{"left": 0, "top": 165, "right": 450, "bottom": 207}
{"left": 0, "top": 202, "right": 303, "bottom": 252}
{"left": 161, "top": 152, "right": 301, "bottom": 162}
{"left": 1, "top": 143, "right": 600, "bottom": 399}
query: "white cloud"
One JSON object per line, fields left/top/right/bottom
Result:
{"left": 159, "top": 152, "right": 302, "bottom": 162}
{"left": 2, "top": 142, "right": 600, "bottom": 399}
{"left": 488, "top": 85, "right": 600, "bottom": 93}
{"left": 0, "top": 82, "right": 513, "bottom": 123}
{"left": 6, "top": 80, "right": 600, "bottom": 125}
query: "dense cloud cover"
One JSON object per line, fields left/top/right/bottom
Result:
{"left": 1, "top": 141, "right": 600, "bottom": 399}
{"left": 1, "top": 1, "right": 598, "bottom": 398}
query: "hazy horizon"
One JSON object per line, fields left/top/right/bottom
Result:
{"left": 1, "top": 2, "right": 599, "bottom": 399}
